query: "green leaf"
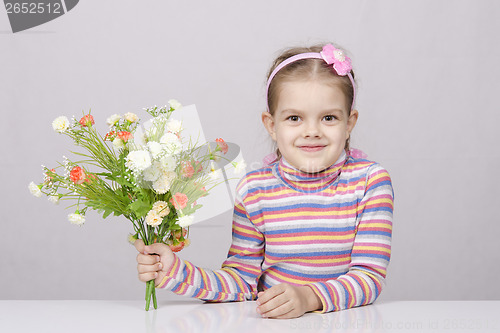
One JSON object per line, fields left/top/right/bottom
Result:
{"left": 102, "top": 208, "right": 114, "bottom": 219}
{"left": 128, "top": 198, "right": 151, "bottom": 218}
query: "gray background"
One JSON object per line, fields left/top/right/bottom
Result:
{"left": 1, "top": 0, "right": 499, "bottom": 302}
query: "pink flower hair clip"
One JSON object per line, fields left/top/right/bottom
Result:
{"left": 266, "top": 43, "right": 356, "bottom": 111}
{"left": 320, "top": 44, "right": 352, "bottom": 76}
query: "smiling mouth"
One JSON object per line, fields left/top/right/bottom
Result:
{"left": 298, "top": 145, "right": 326, "bottom": 152}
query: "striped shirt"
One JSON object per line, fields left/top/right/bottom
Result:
{"left": 157, "top": 151, "right": 394, "bottom": 313}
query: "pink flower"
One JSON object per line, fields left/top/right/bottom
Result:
{"left": 215, "top": 138, "right": 228, "bottom": 154}
{"left": 170, "top": 192, "right": 188, "bottom": 210}
{"left": 70, "top": 166, "right": 86, "bottom": 184}
{"left": 117, "top": 131, "right": 132, "bottom": 143}
{"left": 320, "top": 44, "right": 352, "bottom": 76}
{"left": 181, "top": 161, "right": 195, "bottom": 178}
{"left": 194, "top": 160, "right": 203, "bottom": 173}
{"left": 79, "top": 114, "right": 95, "bottom": 127}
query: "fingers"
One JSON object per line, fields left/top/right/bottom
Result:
{"left": 136, "top": 252, "right": 161, "bottom": 265}
{"left": 256, "top": 284, "right": 305, "bottom": 319}
{"left": 136, "top": 254, "right": 162, "bottom": 283}
{"left": 135, "top": 242, "right": 174, "bottom": 284}
{"left": 137, "top": 270, "right": 159, "bottom": 283}
{"left": 258, "top": 298, "right": 294, "bottom": 319}
{"left": 256, "top": 284, "right": 285, "bottom": 305}
{"left": 256, "top": 285, "right": 288, "bottom": 318}
{"left": 137, "top": 261, "right": 163, "bottom": 282}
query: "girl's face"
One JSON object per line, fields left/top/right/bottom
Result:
{"left": 262, "top": 79, "right": 358, "bottom": 173}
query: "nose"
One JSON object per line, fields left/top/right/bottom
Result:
{"left": 303, "top": 120, "right": 321, "bottom": 138}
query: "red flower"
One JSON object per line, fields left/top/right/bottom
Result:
{"left": 104, "top": 131, "right": 116, "bottom": 141}
{"left": 70, "top": 166, "right": 86, "bottom": 185}
{"left": 170, "top": 192, "right": 188, "bottom": 210}
{"left": 117, "top": 131, "right": 132, "bottom": 143}
{"left": 84, "top": 173, "right": 98, "bottom": 184}
{"left": 215, "top": 138, "right": 228, "bottom": 154}
{"left": 79, "top": 114, "right": 95, "bottom": 127}
{"left": 44, "top": 168, "right": 56, "bottom": 183}
{"left": 181, "top": 161, "right": 195, "bottom": 178}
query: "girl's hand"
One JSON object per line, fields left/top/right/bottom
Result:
{"left": 134, "top": 239, "right": 175, "bottom": 287}
{"left": 256, "top": 284, "right": 322, "bottom": 319}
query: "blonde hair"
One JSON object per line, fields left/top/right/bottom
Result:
{"left": 266, "top": 44, "right": 356, "bottom": 159}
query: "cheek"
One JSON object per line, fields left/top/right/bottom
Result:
{"left": 328, "top": 127, "right": 349, "bottom": 143}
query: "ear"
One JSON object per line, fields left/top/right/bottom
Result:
{"left": 261, "top": 112, "right": 277, "bottom": 141}
{"left": 346, "top": 109, "right": 359, "bottom": 138}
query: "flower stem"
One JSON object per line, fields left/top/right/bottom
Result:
{"left": 145, "top": 280, "right": 153, "bottom": 310}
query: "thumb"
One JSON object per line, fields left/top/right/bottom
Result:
{"left": 134, "top": 239, "right": 145, "bottom": 253}
{"left": 144, "top": 242, "right": 171, "bottom": 257}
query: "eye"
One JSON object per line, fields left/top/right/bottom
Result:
{"left": 323, "top": 115, "right": 337, "bottom": 122}
{"left": 286, "top": 115, "right": 301, "bottom": 122}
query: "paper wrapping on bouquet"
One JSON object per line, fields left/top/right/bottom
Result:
{"left": 134, "top": 105, "right": 244, "bottom": 225}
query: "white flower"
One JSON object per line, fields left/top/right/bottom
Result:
{"left": 52, "top": 116, "right": 70, "bottom": 133}
{"left": 152, "top": 201, "right": 170, "bottom": 217}
{"left": 209, "top": 168, "right": 222, "bottom": 180}
{"left": 178, "top": 215, "right": 194, "bottom": 228}
{"left": 147, "top": 141, "right": 163, "bottom": 159}
{"left": 68, "top": 213, "right": 85, "bottom": 226}
{"left": 112, "top": 138, "right": 125, "bottom": 148}
{"left": 168, "top": 99, "right": 182, "bottom": 110}
{"left": 145, "top": 210, "right": 162, "bottom": 227}
{"left": 28, "top": 182, "right": 42, "bottom": 197}
{"left": 48, "top": 195, "right": 60, "bottom": 205}
{"left": 106, "top": 114, "right": 121, "bottom": 126}
{"left": 126, "top": 150, "right": 152, "bottom": 172}
{"left": 143, "top": 161, "right": 162, "bottom": 182}
{"left": 146, "top": 126, "right": 158, "bottom": 140}
{"left": 152, "top": 171, "right": 176, "bottom": 194}
{"left": 333, "top": 49, "right": 346, "bottom": 62}
{"left": 233, "top": 159, "right": 247, "bottom": 174}
{"left": 160, "top": 133, "right": 182, "bottom": 154}
{"left": 159, "top": 155, "right": 177, "bottom": 172}
{"left": 167, "top": 119, "right": 183, "bottom": 133}
{"left": 124, "top": 112, "right": 139, "bottom": 123}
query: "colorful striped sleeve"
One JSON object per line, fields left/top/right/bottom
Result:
{"left": 308, "top": 163, "right": 394, "bottom": 313}
{"left": 156, "top": 177, "right": 264, "bottom": 302}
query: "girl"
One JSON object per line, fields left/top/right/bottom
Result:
{"left": 135, "top": 43, "right": 394, "bottom": 319}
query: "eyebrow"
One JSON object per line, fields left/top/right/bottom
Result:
{"left": 279, "top": 108, "right": 345, "bottom": 116}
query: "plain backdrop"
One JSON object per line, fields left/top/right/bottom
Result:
{"left": 1, "top": 0, "right": 499, "bottom": 302}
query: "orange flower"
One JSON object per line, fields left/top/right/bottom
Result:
{"left": 70, "top": 166, "right": 86, "bottom": 184}
{"left": 170, "top": 192, "right": 188, "bottom": 210}
{"left": 173, "top": 228, "right": 188, "bottom": 240}
{"left": 117, "top": 131, "right": 132, "bottom": 143}
{"left": 169, "top": 241, "right": 185, "bottom": 252}
{"left": 215, "top": 138, "right": 228, "bottom": 154}
{"left": 79, "top": 114, "right": 95, "bottom": 127}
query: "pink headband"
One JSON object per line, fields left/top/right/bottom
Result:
{"left": 266, "top": 44, "right": 356, "bottom": 111}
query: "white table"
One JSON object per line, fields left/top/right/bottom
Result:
{"left": 0, "top": 299, "right": 499, "bottom": 332}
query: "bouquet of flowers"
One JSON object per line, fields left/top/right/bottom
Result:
{"left": 29, "top": 100, "right": 244, "bottom": 310}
